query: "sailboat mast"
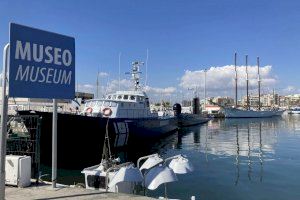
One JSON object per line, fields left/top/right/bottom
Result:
{"left": 234, "top": 53, "right": 238, "bottom": 108}
{"left": 118, "top": 52, "right": 121, "bottom": 91}
{"left": 96, "top": 69, "right": 99, "bottom": 98}
{"left": 257, "top": 57, "right": 261, "bottom": 111}
{"left": 246, "top": 55, "right": 249, "bottom": 110}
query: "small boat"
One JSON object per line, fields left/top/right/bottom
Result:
{"left": 288, "top": 107, "right": 300, "bottom": 114}
{"left": 173, "top": 103, "right": 210, "bottom": 127}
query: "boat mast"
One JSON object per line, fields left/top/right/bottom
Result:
{"left": 145, "top": 49, "right": 149, "bottom": 87}
{"left": 204, "top": 69, "right": 207, "bottom": 111}
{"left": 234, "top": 53, "right": 238, "bottom": 108}
{"left": 246, "top": 55, "right": 249, "bottom": 110}
{"left": 257, "top": 57, "right": 261, "bottom": 111}
{"left": 118, "top": 53, "right": 121, "bottom": 90}
{"left": 96, "top": 68, "right": 99, "bottom": 98}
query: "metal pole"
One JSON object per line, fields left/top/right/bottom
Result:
{"left": 257, "top": 57, "right": 261, "bottom": 111}
{"left": 246, "top": 55, "right": 249, "bottom": 110}
{"left": 234, "top": 53, "right": 238, "bottom": 108}
{"left": 118, "top": 53, "right": 121, "bottom": 90}
{"left": 273, "top": 88, "right": 275, "bottom": 107}
{"left": 52, "top": 99, "right": 57, "bottom": 188}
{"left": 164, "top": 183, "right": 168, "bottom": 199}
{"left": 204, "top": 69, "right": 207, "bottom": 111}
{"left": 0, "top": 43, "right": 9, "bottom": 200}
{"left": 96, "top": 69, "right": 99, "bottom": 98}
{"left": 145, "top": 49, "right": 149, "bottom": 87}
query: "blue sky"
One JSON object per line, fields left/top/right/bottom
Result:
{"left": 1, "top": 0, "right": 300, "bottom": 99}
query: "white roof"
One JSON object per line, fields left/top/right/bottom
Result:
{"left": 113, "top": 90, "right": 148, "bottom": 97}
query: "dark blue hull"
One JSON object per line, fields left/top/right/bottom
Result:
{"left": 17, "top": 111, "right": 177, "bottom": 170}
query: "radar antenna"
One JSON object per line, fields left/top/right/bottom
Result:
{"left": 125, "top": 61, "right": 144, "bottom": 91}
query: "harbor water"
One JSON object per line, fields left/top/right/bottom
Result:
{"left": 45, "top": 114, "right": 300, "bottom": 200}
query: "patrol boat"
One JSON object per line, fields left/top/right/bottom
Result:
{"left": 82, "top": 61, "right": 177, "bottom": 139}
{"left": 18, "top": 61, "right": 177, "bottom": 170}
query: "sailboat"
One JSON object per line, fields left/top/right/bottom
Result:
{"left": 223, "top": 54, "right": 284, "bottom": 118}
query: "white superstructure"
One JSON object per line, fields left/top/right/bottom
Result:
{"left": 82, "top": 61, "right": 158, "bottom": 119}
{"left": 82, "top": 90, "right": 157, "bottom": 118}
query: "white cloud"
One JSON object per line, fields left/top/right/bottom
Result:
{"left": 77, "top": 84, "right": 95, "bottom": 94}
{"left": 77, "top": 78, "right": 176, "bottom": 102}
{"left": 280, "top": 86, "right": 300, "bottom": 95}
{"left": 98, "top": 72, "right": 109, "bottom": 77}
{"left": 144, "top": 86, "right": 176, "bottom": 95}
{"left": 105, "top": 79, "right": 132, "bottom": 92}
{"left": 179, "top": 65, "right": 276, "bottom": 92}
{"left": 284, "top": 86, "right": 296, "bottom": 92}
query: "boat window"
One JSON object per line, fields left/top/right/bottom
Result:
{"left": 96, "top": 101, "right": 103, "bottom": 106}
{"left": 90, "top": 101, "right": 96, "bottom": 107}
{"left": 130, "top": 96, "right": 136, "bottom": 100}
{"left": 86, "top": 101, "right": 91, "bottom": 107}
{"left": 110, "top": 102, "right": 117, "bottom": 107}
{"left": 107, "top": 95, "right": 111, "bottom": 99}
{"left": 146, "top": 98, "right": 150, "bottom": 107}
{"left": 118, "top": 95, "right": 122, "bottom": 99}
{"left": 123, "top": 95, "right": 128, "bottom": 100}
{"left": 113, "top": 95, "right": 117, "bottom": 100}
{"left": 104, "top": 101, "right": 110, "bottom": 107}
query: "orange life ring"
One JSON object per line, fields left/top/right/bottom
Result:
{"left": 102, "top": 107, "right": 112, "bottom": 116}
{"left": 86, "top": 107, "right": 93, "bottom": 113}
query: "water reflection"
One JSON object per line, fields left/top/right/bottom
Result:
{"left": 117, "top": 116, "right": 300, "bottom": 199}
{"left": 233, "top": 121, "right": 264, "bottom": 185}
{"left": 162, "top": 117, "right": 285, "bottom": 187}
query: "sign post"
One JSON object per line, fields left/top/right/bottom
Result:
{"left": 0, "top": 44, "right": 10, "bottom": 200}
{"left": 52, "top": 99, "right": 57, "bottom": 187}
{"left": 0, "top": 23, "right": 75, "bottom": 197}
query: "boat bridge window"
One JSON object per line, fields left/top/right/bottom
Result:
{"left": 107, "top": 95, "right": 111, "bottom": 100}
{"left": 123, "top": 95, "right": 128, "bottom": 100}
{"left": 117, "top": 95, "right": 122, "bottom": 99}
{"left": 86, "top": 101, "right": 91, "bottom": 107}
{"left": 96, "top": 101, "right": 103, "bottom": 106}
{"left": 89, "top": 101, "right": 96, "bottom": 107}
{"left": 110, "top": 102, "right": 117, "bottom": 107}
{"left": 130, "top": 96, "right": 136, "bottom": 100}
{"left": 113, "top": 95, "right": 117, "bottom": 100}
{"left": 103, "top": 101, "right": 118, "bottom": 107}
{"left": 145, "top": 98, "right": 150, "bottom": 107}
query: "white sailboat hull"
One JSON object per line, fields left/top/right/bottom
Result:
{"left": 288, "top": 110, "right": 300, "bottom": 114}
{"left": 224, "top": 108, "right": 284, "bottom": 118}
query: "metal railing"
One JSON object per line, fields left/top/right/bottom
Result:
{"left": 6, "top": 115, "right": 41, "bottom": 182}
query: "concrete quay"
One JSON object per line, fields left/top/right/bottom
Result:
{"left": 5, "top": 183, "right": 155, "bottom": 200}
